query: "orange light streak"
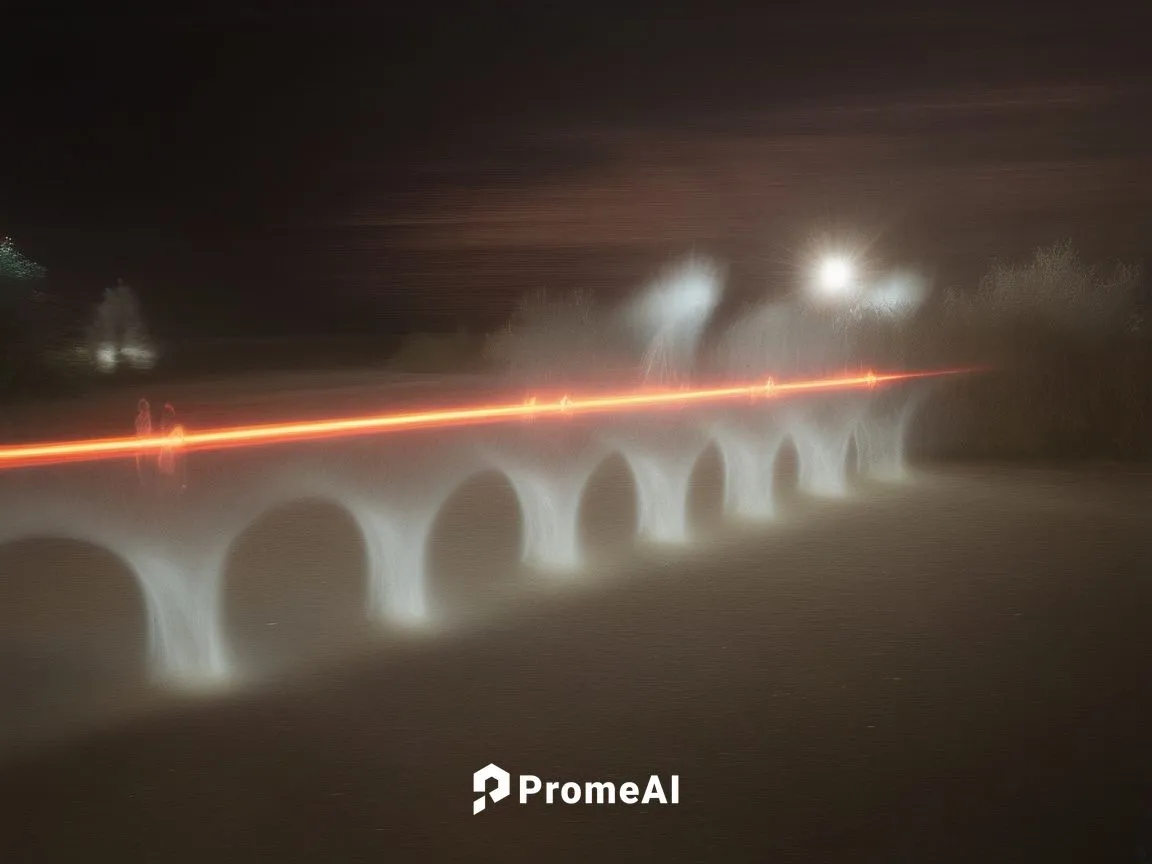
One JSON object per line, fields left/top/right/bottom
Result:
{"left": 0, "top": 367, "right": 977, "bottom": 471}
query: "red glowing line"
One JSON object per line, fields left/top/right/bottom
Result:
{"left": 0, "top": 367, "right": 978, "bottom": 471}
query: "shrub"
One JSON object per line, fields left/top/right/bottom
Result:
{"left": 946, "top": 240, "right": 1142, "bottom": 336}
{"left": 86, "top": 280, "right": 158, "bottom": 372}
{"left": 485, "top": 290, "right": 629, "bottom": 385}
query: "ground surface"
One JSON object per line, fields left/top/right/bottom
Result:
{"left": 1, "top": 463, "right": 1151, "bottom": 862}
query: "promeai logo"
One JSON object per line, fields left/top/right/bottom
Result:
{"left": 473, "top": 763, "right": 512, "bottom": 815}
{"left": 471, "top": 764, "right": 680, "bottom": 814}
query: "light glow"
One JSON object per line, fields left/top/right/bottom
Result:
{"left": 816, "top": 256, "right": 855, "bottom": 295}
{"left": 122, "top": 342, "right": 158, "bottom": 370}
{"left": 0, "top": 367, "right": 976, "bottom": 471}
{"left": 95, "top": 343, "right": 117, "bottom": 373}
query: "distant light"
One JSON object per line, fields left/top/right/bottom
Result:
{"left": 816, "top": 256, "right": 855, "bottom": 295}
{"left": 94, "top": 343, "right": 117, "bottom": 373}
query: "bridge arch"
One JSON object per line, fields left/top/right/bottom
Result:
{"left": 686, "top": 438, "right": 727, "bottom": 533}
{"left": 577, "top": 449, "right": 640, "bottom": 563}
{"left": 426, "top": 466, "right": 524, "bottom": 620}
{"left": 220, "top": 470, "right": 437, "bottom": 626}
{"left": 0, "top": 522, "right": 149, "bottom": 747}
{"left": 594, "top": 437, "right": 708, "bottom": 545}
{"left": 222, "top": 489, "right": 376, "bottom": 679}
{"left": 845, "top": 426, "right": 861, "bottom": 484}
{"left": 773, "top": 432, "right": 801, "bottom": 501}
{"left": 0, "top": 502, "right": 228, "bottom": 689}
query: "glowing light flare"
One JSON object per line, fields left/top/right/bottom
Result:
{"left": 0, "top": 367, "right": 978, "bottom": 471}
{"left": 816, "top": 256, "right": 855, "bottom": 295}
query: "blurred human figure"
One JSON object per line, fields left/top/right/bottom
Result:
{"left": 134, "top": 398, "right": 152, "bottom": 485}
{"left": 157, "top": 402, "right": 187, "bottom": 492}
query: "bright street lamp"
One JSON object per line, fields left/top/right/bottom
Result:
{"left": 815, "top": 255, "right": 856, "bottom": 297}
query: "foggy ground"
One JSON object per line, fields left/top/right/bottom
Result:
{"left": 1, "top": 457, "right": 1151, "bottom": 861}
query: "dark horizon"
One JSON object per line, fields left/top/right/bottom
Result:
{"left": 3, "top": 4, "right": 1152, "bottom": 339}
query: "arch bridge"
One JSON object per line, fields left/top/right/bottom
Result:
{"left": 0, "top": 378, "right": 936, "bottom": 689}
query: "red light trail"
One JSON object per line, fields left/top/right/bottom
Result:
{"left": 0, "top": 367, "right": 976, "bottom": 471}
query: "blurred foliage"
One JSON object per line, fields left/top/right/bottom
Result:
{"left": 910, "top": 241, "right": 1149, "bottom": 462}
{"left": 0, "top": 236, "right": 46, "bottom": 285}
{"left": 484, "top": 289, "right": 635, "bottom": 386}
{"left": 0, "top": 236, "right": 50, "bottom": 395}
{"left": 945, "top": 239, "right": 1142, "bottom": 336}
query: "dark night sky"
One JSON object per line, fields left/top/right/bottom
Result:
{"left": 2, "top": 3, "right": 1151, "bottom": 339}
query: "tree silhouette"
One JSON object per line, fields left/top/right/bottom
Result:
{"left": 0, "top": 236, "right": 46, "bottom": 286}
{"left": 948, "top": 240, "right": 1142, "bottom": 335}
{"left": 0, "top": 236, "right": 49, "bottom": 390}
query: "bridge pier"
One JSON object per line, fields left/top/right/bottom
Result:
{"left": 790, "top": 422, "right": 856, "bottom": 498}
{"left": 855, "top": 417, "right": 906, "bottom": 480}
{"left": 855, "top": 389, "right": 927, "bottom": 481}
{"left": 712, "top": 426, "right": 786, "bottom": 520}
{"left": 624, "top": 448, "right": 699, "bottom": 544}
{"left": 363, "top": 509, "right": 433, "bottom": 625}
{"left": 128, "top": 546, "right": 232, "bottom": 688}
{"left": 506, "top": 468, "right": 590, "bottom": 573}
